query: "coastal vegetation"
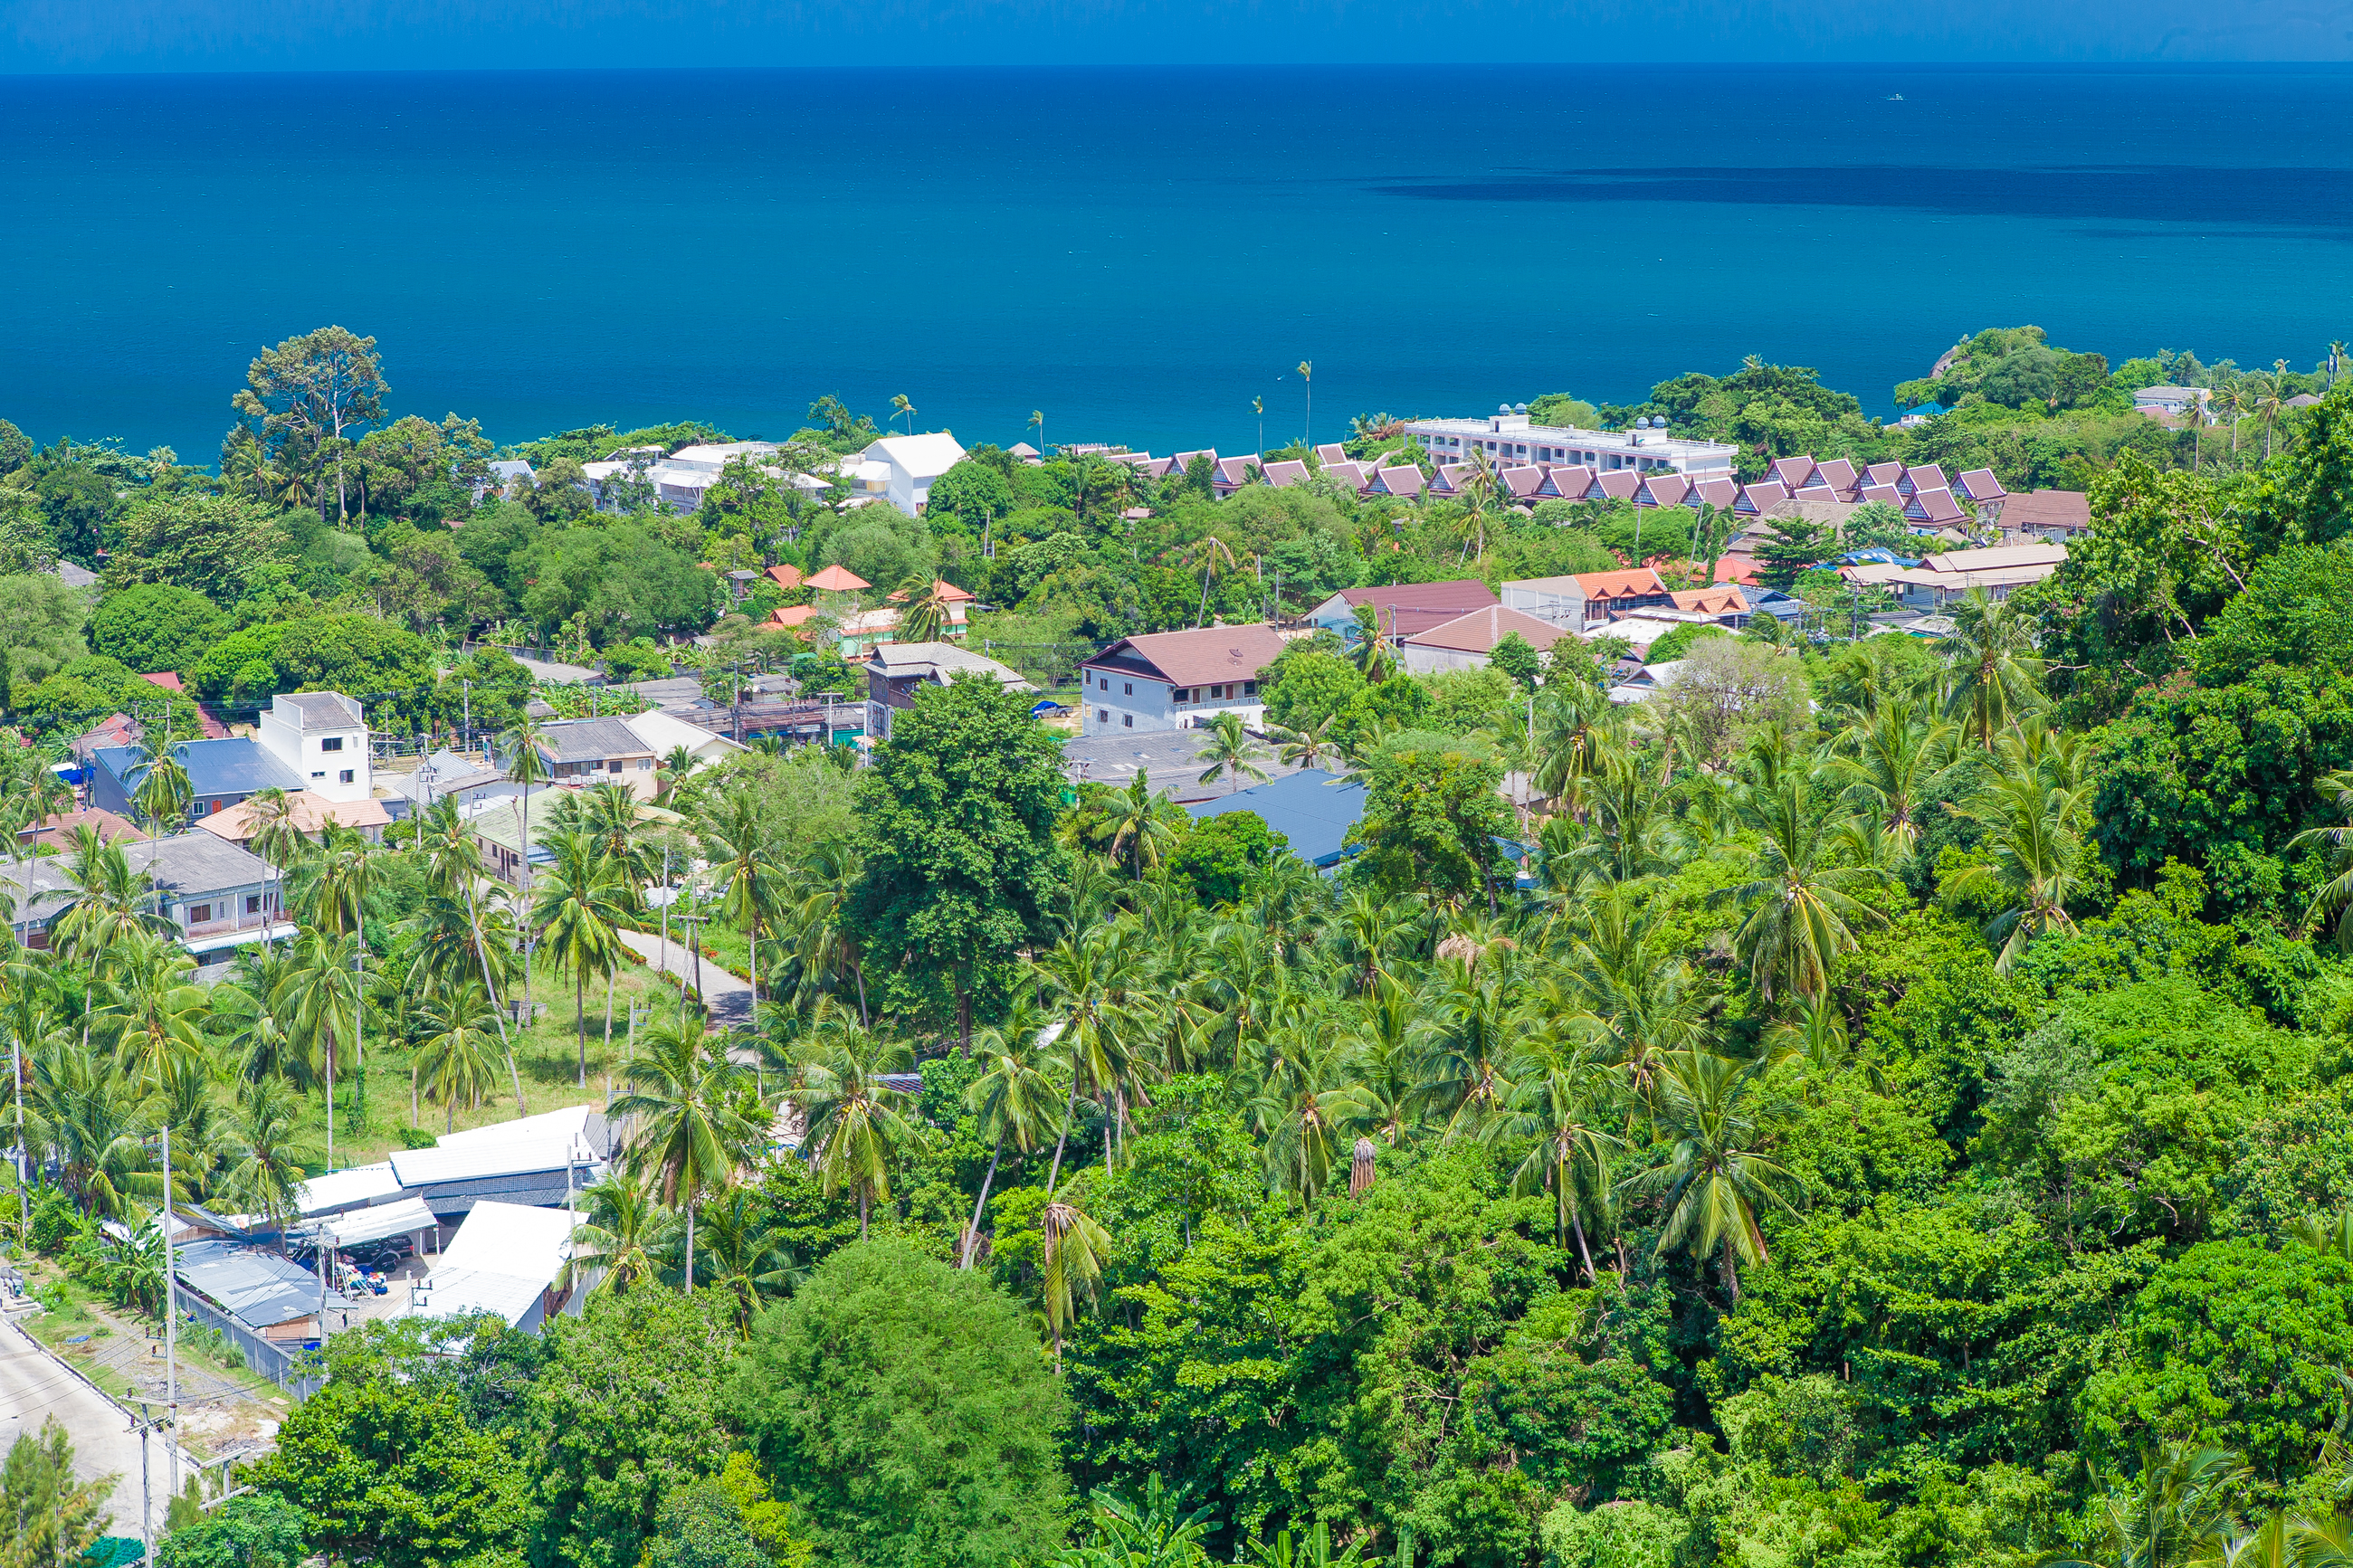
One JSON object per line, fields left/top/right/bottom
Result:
{"left": 5, "top": 324, "right": 2353, "bottom": 1568}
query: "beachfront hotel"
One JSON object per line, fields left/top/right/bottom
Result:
{"left": 1398, "top": 405, "right": 1739, "bottom": 475}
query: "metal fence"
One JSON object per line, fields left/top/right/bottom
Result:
{"left": 176, "top": 1291, "right": 320, "bottom": 1401}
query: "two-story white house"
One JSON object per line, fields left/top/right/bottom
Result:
{"left": 857, "top": 432, "right": 967, "bottom": 517}
{"left": 255, "top": 691, "right": 371, "bottom": 803}
{"left": 1076, "top": 623, "right": 1289, "bottom": 735}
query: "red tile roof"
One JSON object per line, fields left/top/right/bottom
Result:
{"left": 1575, "top": 566, "right": 1668, "bottom": 602}
{"left": 1713, "top": 556, "right": 1762, "bottom": 585}
{"left": 805, "top": 565, "right": 870, "bottom": 593}
{"left": 138, "top": 671, "right": 184, "bottom": 692}
{"left": 1668, "top": 585, "right": 1750, "bottom": 616}
{"left": 1082, "top": 622, "right": 1288, "bottom": 686}
{"left": 766, "top": 564, "right": 805, "bottom": 590}
{"left": 2001, "top": 488, "right": 2091, "bottom": 533}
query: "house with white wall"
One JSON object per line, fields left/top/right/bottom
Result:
{"left": 857, "top": 432, "right": 967, "bottom": 517}
{"left": 1076, "top": 623, "right": 1288, "bottom": 735}
{"left": 256, "top": 691, "right": 371, "bottom": 803}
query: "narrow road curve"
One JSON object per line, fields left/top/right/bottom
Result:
{"left": 615, "top": 929, "right": 754, "bottom": 1032}
{"left": 0, "top": 1316, "right": 191, "bottom": 1538}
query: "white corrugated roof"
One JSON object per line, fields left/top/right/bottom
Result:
{"left": 862, "top": 432, "right": 966, "bottom": 480}
{"left": 437, "top": 1105, "right": 603, "bottom": 1150}
{"left": 295, "top": 1196, "right": 438, "bottom": 1246}
{"left": 390, "top": 1137, "right": 585, "bottom": 1186}
{"left": 438, "top": 1201, "right": 576, "bottom": 1273}
{"left": 405, "top": 1266, "right": 547, "bottom": 1326}
{"left": 294, "top": 1163, "right": 405, "bottom": 1216}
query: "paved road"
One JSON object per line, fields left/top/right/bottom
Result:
{"left": 0, "top": 1315, "right": 190, "bottom": 1538}
{"left": 617, "top": 929, "right": 754, "bottom": 1031}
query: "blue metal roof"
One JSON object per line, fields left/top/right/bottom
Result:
{"left": 94, "top": 737, "right": 305, "bottom": 801}
{"left": 1185, "top": 767, "right": 1368, "bottom": 868}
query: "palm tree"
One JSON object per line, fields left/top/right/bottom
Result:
{"left": 701, "top": 785, "right": 781, "bottom": 1012}
{"left": 276, "top": 929, "right": 361, "bottom": 1169}
{"left": 500, "top": 715, "right": 555, "bottom": 1024}
{"left": 1194, "top": 711, "right": 1269, "bottom": 790}
{"left": 792, "top": 1028, "right": 913, "bottom": 1240}
{"left": 412, "top": 794, "right": 527, "bottom": 1114}
{"left": 2292, "top": 771, "right": 2353, "bottom": 952}
{"left": 1414, "top": 957, "right": 1521, "bottom": 1136}
{"left": 1028, "top": 409, "right": 1045, "bottom": 456}
{"left": 534, "top": 832, "right": 628, "bottom": 1088}
{"left": 126, "top": 736, "right": 192, "bottom": 839}
{"left": 413, "top": 983, "right": 504, "bottom": 1131}
{"left": 612, "top": 1008, "right": 758, "bottom": 1288}
{"left": 90, "top": 937, "right": 209, "bottom": 1093}
{"left": 1763, "top": 993, "right": 1883, "bottom": 1103}
{"left": 2330, "top": 341, "right": 2348, "bottom": 388}
{"left": 654, "top": 745, "right": 699, "bottom": 806}
{"left": 1825, "top": 696, "right": 1953, "bottom": 855}
{"left": 1569, "top": 889, "right": 1715, "bottom": 1105}
{"left": 1941, "top": 588, "right": 2044, "bottom": 751}
{"left": 56, "top": 827, "right": 167, "bottom": 965}
{"left": 890, "top": 393, "right": 916, "bottom": 434}
{"left": 1481, "top": 1035, "right": 1624, "bottom": 1278}
{"left": 1187, "top": 535, "right": 1237, "bottom": 628}
{"left": 286, "top": 825, "right": 380, "bottom": 1072}
{"left": 1710, "top": 767, "right": 1888, "bottom": 1003}
{"left": 1618, "top": 1050, "right": 1804, "bottom": 1302}
{"left": 1531, "top": 676, "right": 1621, "bottom": 813}
{"left": 892, "top": 575, "right": 956, "bottom": 643}
{"left": 217, "top": 1077, "right": 319, "bottom": 1243}
{"left": 1102, "top": 772, "right": 1180, "bottom": 879}
{"left": 776, "top": 843, "right": 870, "bottom": 1025}
{"left": 1039, "top": 1179, "right": 1112, "bottom": 1372}
{"left": 1945, "top": 768, "right": 2089, "bottom": 972}
{"left": 559, "top": 1169, "right": 668, "bottom": 1297}
{"left": 1348, "top": 604, "right": 1401, "bottom": 683}
{"left": 1267, "top": 713, "right": 1338, "bottom": 771}
{"left": 960, "top": 996, "right": 1065, "bottom": 1267}
{"left": 1296, "top": 359, "right": 1313, "bottom": 447}
{"left": 2049, "top": 1444, "right": 2252, "bottom": 1568}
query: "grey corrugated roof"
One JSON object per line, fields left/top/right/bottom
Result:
{"left": 537, "top": 717, "right": 652, "bottom": 764}
{"left": 1184, "top": 768, "right": 1367, "bottom": 868}
{"left": 126, "top": 832, "right": 273, "bottom": 898}
{"left": 174, "top": 1240, "right": 322, "bottom": 1330}
{"left": 96, "top": 738, "right": 304, "bottom": 800}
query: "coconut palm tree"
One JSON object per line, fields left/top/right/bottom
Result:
{"left": 613, "top": 1008, "right": 758, "bottom": 1288}
{"left": 792, "top": 1027, "right": 913, "bottom": 1240}
{"left": 533, "top": 832, "right": 628, "bottom": 1088}
{"left": 1569, "top": 889, "right": 1716, "bottom": 1106}
{"left": 559, "top": 1169, "right": 668, "bottom": 1297}
{"left": 776, "top": 842, "right": 870, "bottom": 1025}
{"left": 1414, "top": 956, "right": 1522, "bottom": 1136}
{"left": 2048, "top": 1443, "right": 2252, "bottom": 1568}
{"left": 1710, "top": 767, "right": 1888, "bottom": 1003}
{"left": 1941, "top": 587, "right": 2044, "bottom": 751}
{"left": 1618, "top": 1049, "right": 1804, "bottom": 1302}
{"left": 2253, "top": 369, "right": 2290, "bottom": 461}
{"left": 890, "top": 393, "right": 916, "bottom": 434}
{"left": 126, "top": 736, "right": 192, "bottom": 839}
{"left": 1266, "top": 713, "right": 1338, "bottom": 771}
{"left": 217, "top": 1077, "right": 320, "bottom": 1243}
{"left": 1187, "top": 535, "right": 1238, "bottom": 628}
{"left": 1348, "top": 604, "right": 1401, "bottom": 683}
{"left": 55, "top": 826, "right": 167, "bottom": 966}
{"left": 701, "top": 785, "right": 782, "bottom": 1011}
{"left": 276, "top": 929, "right": 361, "bottom": 1169}
{"left": 90, "top": 936, "right": 209, "bottom": 1093}
{"left": 1194, "top": 711, "right": 1269, "bottom": 791}
{"left": 413, "top": 982, "right": 504, "bottom": 1130}
{"left": 1101, "top": 771, "right": 1181, "bottom": 879}
{"left": 1825, "top": 696, "right": 1954, "bottom": 855}
{"left": 1028, "top": 409, "right": 1045, "bottom": 455}
{"left": 1039, "top": 1179, "right": 1112, "bottom": 1372}
{"left": 1945, "top": 767, "right": 2089, "bottom": 972}
{"left": 2291, "top": 771, "right": 2353, "bottom": 952}
{"left": 500, "top": 714, "right": 555, "bottom": 1022}
{"left": 1296, "top": 359, "right": 1313, "bottom": 447}
{"left": 960, "top": 995, "right": 1066, "bottom": 1267}
{"left": 412, "top": 794, "right": 527, "bottom": 1114}
{"left": 1481, "top": 1034, "right": 1623, "bottom": 1278}
{"left": 1531, "top": 676, "right": 1621, "bottom": 813}
{"left": 891, "top": 575, "right": 956, "bottom": 643}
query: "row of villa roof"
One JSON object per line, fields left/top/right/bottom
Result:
{"left": 1113, "top": 445, "right": 2009, "bottom": 527}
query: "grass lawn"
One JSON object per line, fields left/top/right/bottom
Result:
{"left": 285, "top": 947, "right": 700, "bottom": 1171}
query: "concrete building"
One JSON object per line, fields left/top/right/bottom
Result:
{"left": 0, "top": 832, "right": 290, "bottom": 962}
{"left": 256, "top": 690, "right": 371, "bottom": 803}
{"left": 2133, "top": 385, "right": 2209, "bottom": 419}
{"left": 530, "top": 717, "right": 659, "bottom": 798}
{"left": 853, "top": 432, "right": 967, "bottom": 517}
{"left": 1076, "top": 623, "right": 1289, "bottom": 735}
{"left": 1400, "top": 406, "right": 1738, "bottom": 476}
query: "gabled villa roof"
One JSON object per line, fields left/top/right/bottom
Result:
{"left": 1082, "top": 623, "right": 1288, "bottom": 687}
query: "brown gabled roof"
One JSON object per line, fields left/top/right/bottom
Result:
{"left": 1636, "top": 473, "right": 1691, "bottom": 508}
{"left": 1856, "top": 483, "right": 1903, "bottom": 507}
{"left": 1910, "top": 487, "right": 1967, "bottom": 525}
{"left": 1541, "top": 464, "right": 1596, "bottom": 499}
{"left": 1314, "top": 443, "right": 1348, "bottom": 466}
{"left": 1954, "top": 468, "right": 2007, "bottom": 502}
{"left": 1405, "top": 603, "right": 1571, "bottom": 655}
{"left": 1326, "top": 461, "right": 1367, "bottom": 489}
{"left": 1369, "top": 465, "right": 1426, "bottom": 499}
{"left": 1429, "top": 463, "right": 1470, "bottom": 495}
{"left": 1687, "top": 477, "right": 1740, "bottom": 508}
{"left": 1593, "top": 470, "right": 1642, "bottom": 501}
{"left": 1500, "top": 464, "right": 1544, "bottom": 499}
{"left": 1900, "top": 463, "right": 1947, "bottom": 496}
{"left": 1214, "top": 455, "right": 1261, "bottom": 488}
{"left": 2001, "top": 488, "right": 2091, "bottom": 532}
{"left": 1736, "top": 480, "right": 1788, "bottom": 514}
{"left": 1262, "top": 460, "right": 1310, "bottom": 489}
{"left": 1081, "top": 622, "right": 1289, "bottom": 686}
{"left": 1336, "top": 578, "right": 1500, "bottom": 637}
{"left": 1167, "top": 449, "right": 1216, "bottom": 476}
{"left": 1667, "top": 585, "right": 1750, "bottom": 616}
{"left": 1141, "top": 457, "right": 1175, "bottom": 480}
{"left": 1812, "top": 458, "right": 1859, "bottom": 495}
{"left": 1771, "top": 456, "right": 1818, "bottom": 489}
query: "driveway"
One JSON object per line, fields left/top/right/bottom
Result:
{"left": 616, "top": 929, "right": 754, "bottom": 1032}
{"left": 0, "top": 1315, "right": 196, "bottom": 1539}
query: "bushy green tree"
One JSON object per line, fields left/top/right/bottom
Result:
{"left": 87, "top": 583, "right": 224, "bottom": 677}
{"left": 729, "top": 1240, "right": 1070, "bottom": 1568}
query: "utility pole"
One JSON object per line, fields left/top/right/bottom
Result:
{"left": 462, "top": 679, "right": 472, "bottom": 755}
{"left": 11, "top": 1022, "right": 25, "bottom": 1240}
{"left": 162, "top": 1124, "right": 177, "bottom": 1503}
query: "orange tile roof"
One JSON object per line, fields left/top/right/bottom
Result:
{"left": 1573, "top": 567, "right": 1667, "bottom": 601}
{"left": 766, "top": 564, "right": 805, "bottom": 590}
{"left": 805, "top": 565, "right": 871, "bottom": 593}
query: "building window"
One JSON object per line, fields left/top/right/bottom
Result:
{"left": 1122, "top": 682, "right": 1132, "bottom": 696}
{"left": 246, "top": 895, "right": 262, "bottom": 915}
{"left": 187, "top": 904, "right": 212, "bottom": 925}
{"left": 1243, "top": 681, "right": 1257, "bottom": 696}
{"left": 320, "top": 736, "right": 343, "bottom": 753}
{"left": 1122, "top": 715, "right": 1133, "bottom": 727}
{"left": 311, "top": 770, "right": 326, "bottom": 780}
{"left": 190, "top": 800, "right": 207, "bottom": 816}
{"left": 1097, "top": 708, "right": 1109, "bottom": 722}
{"left": 339, "top": 769, "right": 355, "bottom": 784}
{"left": 607, "top": 760, "right": 623, "bottom": 774}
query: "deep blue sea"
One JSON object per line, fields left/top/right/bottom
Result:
{"left": 5, "top": 64, "right": 2352, "bottom": 464}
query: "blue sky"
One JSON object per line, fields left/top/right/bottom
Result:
{"left": 3, "top": 0, "right": 2348, "bottom": 71}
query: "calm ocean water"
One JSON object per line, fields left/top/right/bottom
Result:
{"left": 4, "top": 64, "right": 2351, "bottom": 464}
